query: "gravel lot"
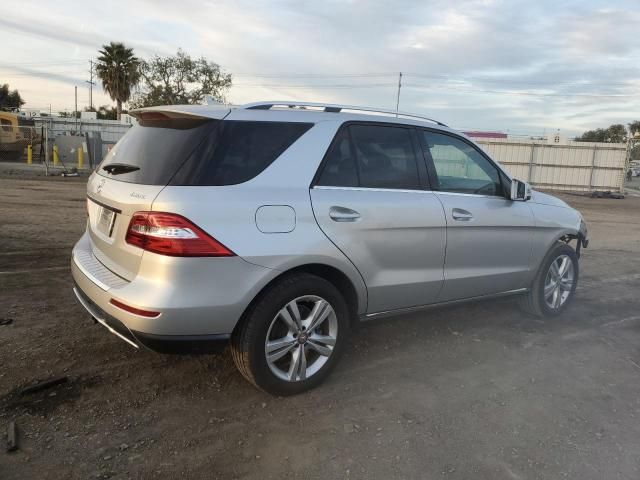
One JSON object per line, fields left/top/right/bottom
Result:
{"left": 1, "top": 166, "right": 640, "bottom": 479}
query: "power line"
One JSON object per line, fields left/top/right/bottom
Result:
{"left": 402, "top": 84, "right": 640, "bottom": 98}
{"left": 233, "top": 72, "right": 396, "bottom": 78}
{"left": 233, "top": 83, "right": 396, "bottom": 89}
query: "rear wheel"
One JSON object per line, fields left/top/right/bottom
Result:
{"left": 231, "top": 273, "right": 349, "bottom": 395}
{"left": 520, "top": 242, "right": 579, "bottom": 317}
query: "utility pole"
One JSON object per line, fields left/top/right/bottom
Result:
{"left": 395, "top": 72, "right": 402, "bottom": 116}
{"left": 74, "top": 85, "right": 78, "bottom": 132}
{"left": 86, "top": 59, "right": 96, "bottom": 110}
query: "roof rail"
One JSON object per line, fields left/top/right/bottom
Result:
{"left": 242, "top": 101, "right": 448, "bottom": 127}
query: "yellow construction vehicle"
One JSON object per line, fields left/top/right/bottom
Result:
{"left": 0, "top": 111, "right": 40, "bottom": 161}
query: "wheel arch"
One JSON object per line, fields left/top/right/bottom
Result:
{"left": 529, "top": 227, "right": 580, "bottom": 284}
{"left": 233, "top": 262, "right": 364, "bottom": 337}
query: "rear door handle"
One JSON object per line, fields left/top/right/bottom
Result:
{"left": 452, "top": 208, "right": 474, "bottom": 221}
{"left": 329, "top": 206, "right": 361, "bottom": 222}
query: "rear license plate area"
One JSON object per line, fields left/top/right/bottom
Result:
{"left": 97, "top": 207, "right": 116, "bottom": 237}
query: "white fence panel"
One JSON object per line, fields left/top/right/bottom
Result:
{"left": 475, "top": 139, "right": 627, "bottom": 193}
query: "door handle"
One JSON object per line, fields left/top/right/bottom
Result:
{"left": 329, "top": 206, "right": 361, "bottom": 222}
{"left": 452, "top": 208, "right": 474, "bottom": 221}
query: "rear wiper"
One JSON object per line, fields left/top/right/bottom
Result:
{"left": 102, "top": 163, "right": 140, "bottom": 175}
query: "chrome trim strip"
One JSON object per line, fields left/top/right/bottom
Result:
{"left": 313, "top": 185, "right": 433, "bottom": 194}
{"left": 312, "top": 186, "right": 508, "bottom": 199}
{"left": 87, "top": 195, "right": 122, "bottom": 214}
{"left": 73, "top": 287, "right": 139, "bottom": 349}
{"left": 363, "top": 288, "right": 529, "bottom": 320}
{"left": 434, "top": 191, "right": 508, "bottom": 200}
{"left": 72, "top": 252, "right": 109, "bottom": 291}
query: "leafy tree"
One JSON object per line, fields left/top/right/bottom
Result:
{"left": 95, "top": 42, "right": 140, "bottom": 120}
{"left": 131, "top": 50, "right": 232, "bottom": 108}
{"left": 576, "top": 124, "right": 628, "bottom": 143}
{"left": 0, "top": 84, "right": 25, "bottom": 110}
{"left": 58, "top": 110, "right": 80, "bottom": 119}
{"left": 628, "top": 121, "right": 640, "bottom": 138}
{"left": 84, "top": 105, "right": 122, "bottom": 120}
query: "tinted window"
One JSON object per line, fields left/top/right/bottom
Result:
{"left": 98, "top": 116, "right": 215, "bottom": 185}
{"left": 317, "top": 124, "right": 420, "bottom": 190}
{"left": 316, "top": 129, "right": 359, "bottom": 187}
{"left": 351, "top": 125, "right": 420, "bottom": 189}
{"left": 172, "top": 121, "right": 312, "bottom": 186}
{"left": 99, "top": 118, "right": 312, "bottom": 186}
{"left": 422, "top": 131, "right": 503, "bottom": 196}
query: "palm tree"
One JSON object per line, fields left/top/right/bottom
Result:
{"left": 95, "top": 42, "right": 140, "bottom": 120}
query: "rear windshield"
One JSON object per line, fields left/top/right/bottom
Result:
{"left": 98, "top": 118, "right": 312, "bottom": 186}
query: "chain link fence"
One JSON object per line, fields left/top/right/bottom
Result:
{"left": 0, "top": 113, "right": 133, "bottom": 172}
{"left": 0, "top": 123, "right": 44, "bottom": 163}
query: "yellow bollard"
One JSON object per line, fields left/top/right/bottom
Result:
{"left": 77, "top": 147, "right": 84, "bottom": 169}
{"left": 27, "top": 145, "right": 32, "bottom": 165}
{"left": 53, "top": 145, "right": 59, "bottom": 166}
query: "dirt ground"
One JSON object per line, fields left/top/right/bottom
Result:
{"left": 1, "top": 165, "right": 640, "bottom": 480}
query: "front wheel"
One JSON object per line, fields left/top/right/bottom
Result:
{"left": 520, "top": 242, "right": 579, "bottom": 317}
{"left": 231, "top": 273, "right": 349, "bottom": 396}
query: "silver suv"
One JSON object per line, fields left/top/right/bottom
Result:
{"left": 72, "top": 101, "right": 589, "bottom": 395}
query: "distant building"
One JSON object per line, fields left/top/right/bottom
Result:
{"left": 463, "top": 131, "right": 508, "bottom": 140}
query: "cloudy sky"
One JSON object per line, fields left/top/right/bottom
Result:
{"left": 1, "top": 0, "right": 639, "bottom": 136}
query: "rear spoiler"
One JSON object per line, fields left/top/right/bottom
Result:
{"left": 129, "top": 105, "right": 230, "bottom": 121}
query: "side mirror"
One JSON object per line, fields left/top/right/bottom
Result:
{"left": 510, "top": 179, "right": 532, "bottom": 201}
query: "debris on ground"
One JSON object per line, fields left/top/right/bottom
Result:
{"left": 7, "top": 421, "right": 18, "bottom": 452}
{"left": 20, "top": 376, "right": 69, "bottom": 396}
{"left": 590, "top": 190, "right": 624, "bottom": 199}
{"left": 0, "top": 318, "right": 13, "bottom": 326}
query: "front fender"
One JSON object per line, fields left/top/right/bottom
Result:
{"left": 528, "top": 203, "right": 583, "bottom": 281}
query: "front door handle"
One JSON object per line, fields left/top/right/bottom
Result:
{"left": 329, "top": 206, "right": 361, "bottom": 222}
{"left": 452, "top": 208, "right": 474, "bottom": 221}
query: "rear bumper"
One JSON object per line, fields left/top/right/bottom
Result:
{"left": 71, "top": 230, "right": 277, "bottom": 350}
{"left": 73, "top": 285, "right": 230, "bottom": 353}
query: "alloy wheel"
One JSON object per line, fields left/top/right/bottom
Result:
{"left": 264, "top": 295, "right": 338, "bottom": 382}
{"left": 543, "top": 254, "right": 575, "bottom": 310}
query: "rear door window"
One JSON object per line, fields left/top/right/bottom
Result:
{"left": 315, "top": 129, "right": 359, "bottom": 187}
{"left": 316, "top": 124, "right": 421, "bottom": 190}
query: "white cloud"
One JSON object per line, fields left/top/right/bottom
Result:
{"left": 0, "top": 0, "right": 638, "bottom": 134}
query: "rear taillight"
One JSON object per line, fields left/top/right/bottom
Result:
{"left": 125, "top": 212, "right": 234, "bottom": 257}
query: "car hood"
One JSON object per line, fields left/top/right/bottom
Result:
{"left": 529, "top": 190, "right": 570, "bottom": 209}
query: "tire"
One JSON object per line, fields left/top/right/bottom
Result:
{"left": 231, "top": 273, "right": 350, "bottom": 396}
{"left": 520, "top": 242, "right": 579, "bottom": 317}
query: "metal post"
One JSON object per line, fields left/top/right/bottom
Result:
{"left": 395, "top": 72, "right": 402, "bottom": 116}
{"left": 588, "top": 145, "right": 597, "bottom": 191}
{"left": 43, "top": 123, "right": 49, "bottom": 176}
{"left": 86, "top": 59, "right": 95, "bottom": 110}
{"left": 27, "top": 144, "right": 32, "bottom": 165}
{"left": 74, "top": 85, "right": 78, "bottom": 132}
{"left": 527, "top": 144, "right": 536, "bottom": 182}
{"left": 77, "top": 146, "right": 84, "bottom": 169}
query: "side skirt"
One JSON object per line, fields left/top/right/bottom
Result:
{"left": 360, "top": 288, "right": 529, "bottom": 321}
